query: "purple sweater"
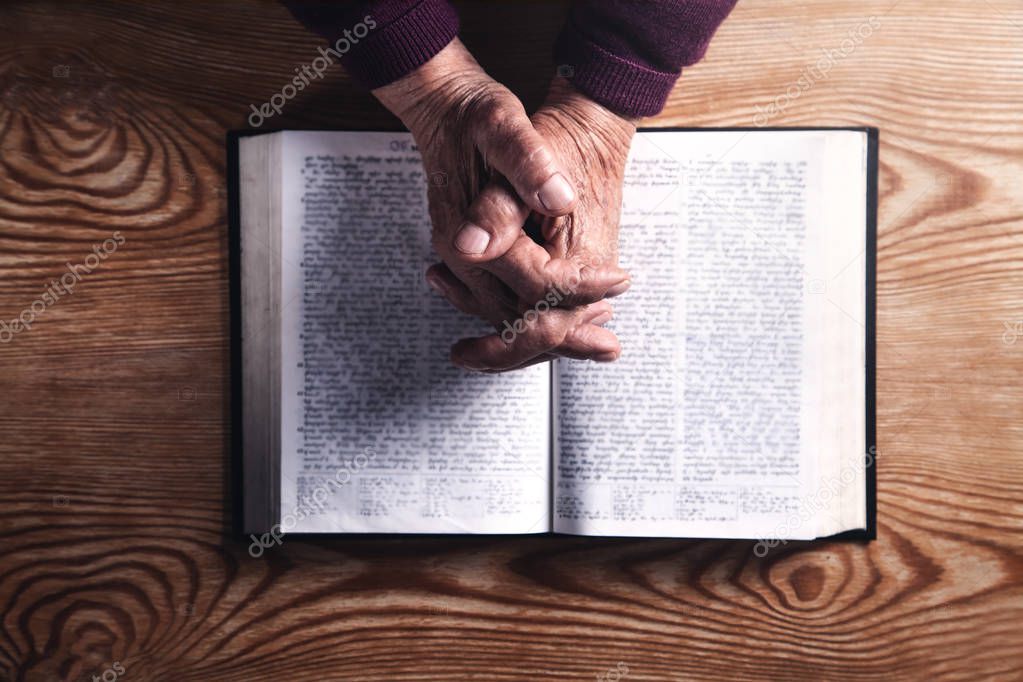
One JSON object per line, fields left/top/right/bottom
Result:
{"left": 285, "top": 0, "right": 736, "bottom": 118}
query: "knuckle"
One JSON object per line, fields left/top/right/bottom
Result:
{"left": 564, "top": 323, "right": 611, "bottom": 359}
{"left": 473, "top": 92, "right": 514, "bottom": 132}
{"left": 564, "top": 281, "right": 604, "bottom": 306}
{"left": 431, "top": 232, "right": 458, "bottom": 260}
{"left": 561, "top": 289, "right": 600, "bottom": 307}
{"left": 532, "top": 314, "right": 568, "bottom": 350}
{"left": 523, "top": 142, "right": 555, "bottom": 177}
{"left": 462, "top": 266, "right": 495, "bottom": 292}
{"left": 472, "top": 191, "right": 520, "bottom": 231}
{"left": 547, "top": 261, "right": 583, "bottom": 296}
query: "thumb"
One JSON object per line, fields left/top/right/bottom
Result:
{"left": 470, "top": 93, "right": 577, "bottom": 216}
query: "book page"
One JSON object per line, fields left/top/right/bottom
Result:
{"left": 277, "top": 131, "right": 550, "bottom": 534}
{"left": 554, "top": 130, "right": 867, "bottom": 539}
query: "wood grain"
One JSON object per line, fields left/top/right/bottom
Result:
{"left": 1, "top": 1, "right": 1021, "bottom": 680}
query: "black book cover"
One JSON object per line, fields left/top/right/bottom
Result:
{"left": 227, "top": 127, "right": 878, "bottom": 542}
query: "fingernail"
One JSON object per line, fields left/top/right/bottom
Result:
{"left": 538, "top": 173, "right": 575, "bottom": 212}
{"left": 593, "top": 350, "right": 620, "bottom": 362}
{"left": 589, "top": 311, "right": 613, "bottom": 326}
{"left": 454, "top": 223, "right": 490, "bottom": 255}
{"left": 426, "top": 272, "right": 446, "bottom": 296}
{"left": 605, "top": 279, "right": 631, "bottom": 298}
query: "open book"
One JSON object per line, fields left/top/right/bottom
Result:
{"left": 230, "top": 127, "right": 877, "bottom": 541}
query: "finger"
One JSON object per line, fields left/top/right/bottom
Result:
{"left": 484, "top": 244, "right": 630, "bottom": 308}
{"left": 426, "top": 264, "right": 484, "bottom": 318}
{"left": 425, "top": 262, "right": 606, "bottom": 372}
{"left": 447, "top": 181, "right": 598, "bottom": 305}
{"left": 529, "top": 255, "right": 631, "bottom": 308}
{"left": 450, "top": 181, "right": 631, "bottom": 307}
{"left": 470, "top": 94, "right": 577, "bottom": 216}
{"left": 451, "top": 301, "right": 620, "bottom": 372}
{"left": 538, "top": 215, "right": 631, "bottom": 304}
{"left": 426, "top": 263, "right": 517, "bottom": 326}
{"left": 452, "top": 180, "right": 552, "bottom": 303}
{"left": 559, "top": 322, "right": 621, "bottom": 361}
{"left": 453, "top": 318, "right": 621, "bottom": 372}
{"left": 480, "top": 353, "right": 558, "bottom": 374}
{"left": 447, "top": 178, "right": 533, "bottom": 263}
{"left": 505, "top": 307, "right": 618, "bottom": 365}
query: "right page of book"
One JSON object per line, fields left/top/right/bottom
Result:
{"left": 554, "top": 130, "right": 867, "bottom": 539}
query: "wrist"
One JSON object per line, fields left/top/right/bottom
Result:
{"left": 540, "top": 77, "right": 636, "bottom": 161}
{"left": 373, "top": 39, "right": 490, "bottom": 136}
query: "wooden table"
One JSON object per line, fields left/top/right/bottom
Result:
{"left": 1, "top": 1, "right": 1020, "bottom": 680}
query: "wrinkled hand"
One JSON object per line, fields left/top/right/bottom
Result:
{"left": 429, "top": 76, "right": 638, "bottom": 372}
{"left": 374, "top": 41, "right": 631, "bottom": 370}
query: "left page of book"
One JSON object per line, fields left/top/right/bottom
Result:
{"left": 276, "top": 131, "right": 550, "bottom": 534}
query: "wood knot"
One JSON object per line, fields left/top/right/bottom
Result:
{"left": 788, "top": 563, "right": 826, "bottom": 602}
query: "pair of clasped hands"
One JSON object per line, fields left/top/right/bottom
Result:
{"left": 376, "top": 40, "right": 635, "bottom": 373}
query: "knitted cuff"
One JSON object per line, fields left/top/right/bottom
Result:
{"left": 554, "top": 21, "right": 681, "bottom": 119}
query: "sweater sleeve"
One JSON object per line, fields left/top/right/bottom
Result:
{"left": 554, "top": 0, "right": 738, "bottom": 118}
{"left": 283, "top": 0, "right": 459, "bottom": 90}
